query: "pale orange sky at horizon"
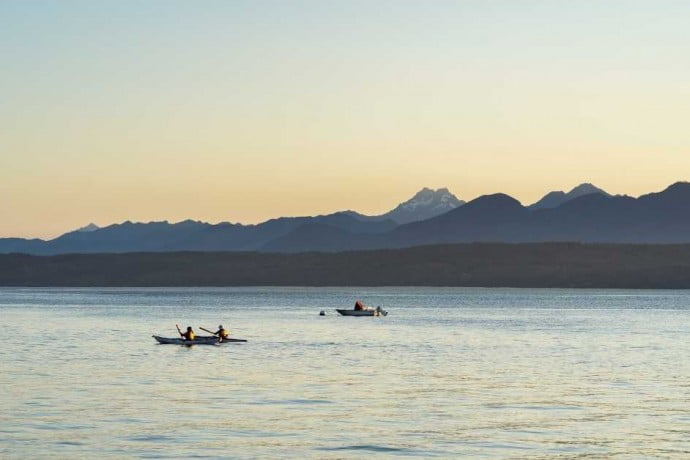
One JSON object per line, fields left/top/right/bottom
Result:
{"left": 3, "top": 1, "right": 690, "bottom": 239}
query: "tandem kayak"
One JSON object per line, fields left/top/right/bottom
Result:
{"left": 336, "top": 308, "right": 388, "bottom": 317}
{"left": 152, "top": 335, "right": 247, "bottom": 345}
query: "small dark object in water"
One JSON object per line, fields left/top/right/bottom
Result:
{"left": 319, "top": 310, "right": 325, "bottom": 316}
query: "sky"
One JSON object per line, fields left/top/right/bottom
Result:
{"left": 2, "top": 0, "right": 690, "bottom": 239}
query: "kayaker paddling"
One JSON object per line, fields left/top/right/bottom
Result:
{"left": 216, "top": 325, "right": 229, "bottom": 341}
{"left": 176, "top": 324, "right": 195, "bottom": 341}
{"left": 200, "top": 325, "right": 229, "bottom": 342}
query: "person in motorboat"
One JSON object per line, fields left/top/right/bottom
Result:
{"left": 177, "top": 325, "right": 195, "bottom": 341}
{"left": 355, "top": 300, "right": 375, "bottom": 312}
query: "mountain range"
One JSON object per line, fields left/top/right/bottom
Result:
{"left": 5, "top": 182, "right": 690, "bottom": 255}
{"left": 528, "top": 183, "right": 609, "bottom": 210}
{"left": 344, "top": 187, "right": 464, "bottom": 224}
{"left": 0, "top": 187, "right": 460, "bottom": 255}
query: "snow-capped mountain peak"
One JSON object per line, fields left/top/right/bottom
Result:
{"left": 75, "top": 223, "right": 100, "bottom": 232}
{"left": 385, "top": 187, "right": 465, "bottom": 224}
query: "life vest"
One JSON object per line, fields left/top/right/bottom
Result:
{"left": 183, "top": 330, "right": 195, "bottom": 341}
{"left": 218, "top": 328, "right": 229, "bottom": 339}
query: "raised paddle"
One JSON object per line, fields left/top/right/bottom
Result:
{"left": 199, "top": 326, "right": 217, "bottom": 335}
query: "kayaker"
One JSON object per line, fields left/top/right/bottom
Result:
{"left": 177, "top": 325, "right": 195, "bottom": 341}
{"left": 215, "top": 324, "right": 229, "bottom": 342}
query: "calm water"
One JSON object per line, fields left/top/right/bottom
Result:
{"left": 1, "top": 287, "right": 689, "bottom": 458}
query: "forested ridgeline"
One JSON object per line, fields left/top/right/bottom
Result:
{"left": 2, "top": 243, "right": 690, "bottom": 288}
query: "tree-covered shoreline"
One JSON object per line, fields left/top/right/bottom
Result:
{"left": 3, "top": 243, "right": 690, "bottom": 289}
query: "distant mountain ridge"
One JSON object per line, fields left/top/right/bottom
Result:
{"left": 75, "top": 223, "right": 100, "bottom": 232}
{"left": 344, "top": 187, "right": 464, "bottom": 224}
{"left": 0, "top": 187, "right": 460, "bottom": 255}
{"left": 529, "top": 183, "right": 609, "bottom": 210}
{"left": 3, "top": 182, "right": 690, "bottom": 255}
{"left": 263, "top": 182, "right": 690, "bottom": 252}
{"left": 377, "top": 187, "right": 464, "bottom": 224}
{"left": 0, "top": 213, "right": 397, "bottom": 255}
